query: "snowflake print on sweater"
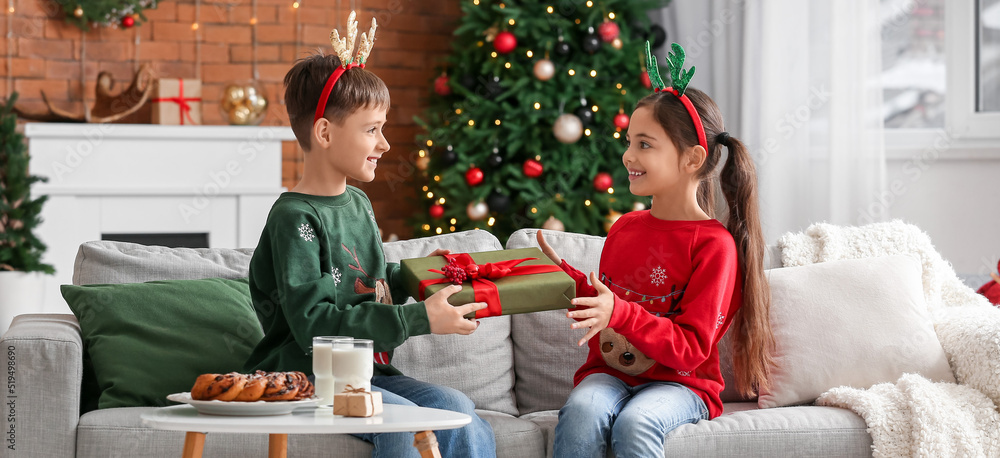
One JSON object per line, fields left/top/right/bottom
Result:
{"left": 650, "top": 266, "right": 667, "bottom": 286}
{"left": 331, "top": 266, "right": 342, "bottom": 286}
{"left": 298, "top": 223, "right": 316, "bottom": 242}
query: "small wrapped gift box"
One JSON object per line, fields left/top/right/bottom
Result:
{"left": 333, "top": 386, "right": 383, "bottom": 417}
{"left": 151, "top": 78, "right": 202, "bottom": 125}
{"left": 400, "top": 247, "right": 576, "bottom": 319}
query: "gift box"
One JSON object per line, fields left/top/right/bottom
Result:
{"left": 400, "top": 247, "right": 576, "bottom": 319}
{"left": 151, "top": 78, "right": 202, "bottom": 125}
{"left": 333, "top": 386, "right": 383, "bottom": 417}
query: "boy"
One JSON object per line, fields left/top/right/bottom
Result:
{"left": 242, "top": 21, "right": 496, "bottom": 457}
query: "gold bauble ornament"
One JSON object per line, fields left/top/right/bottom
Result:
{"left": 533, "top": 59, "right": 555, "bottom": 81}
{"left": 220, "top": 81, "right": 268, "bottom": 126}
{"left": 541, "top": 215, "right": 565, "bottom": 232}
{"left": 73, "top": 5, "right": 84, "bottom": 17}
{"left": 553, "top": 113, "right": 583, "bottom": 144}
{"left": 604, "top": 210, "right": 623, "bottom": 233}
{"left": 415, "top": 156, "right": 430, "bottom": 171}
{"left": 611, "top": 38, "right": 623, "bottom": 50}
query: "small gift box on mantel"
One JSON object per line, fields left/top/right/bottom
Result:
{"left": 333, "top": 385, "right": 383, "bottom": 417}
{"left": 400, "top": 247, "right": 576, "bottom": 319}
{"left": 151, "top": 78, "right": 202, "bottom": 125}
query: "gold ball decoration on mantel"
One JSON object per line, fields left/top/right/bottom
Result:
{"left": 220, "top": 81, "right": 269, "bottom": 126}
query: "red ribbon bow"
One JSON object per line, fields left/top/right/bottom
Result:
{"left": 152, "top": 79, "right": 200, "bottom": 125}
{"left": 418, "top": 253, "right": 561, "bottom": 318}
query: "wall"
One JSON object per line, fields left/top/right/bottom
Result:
{"left": 4, "top": 0, "right": 462, "bottom": 241}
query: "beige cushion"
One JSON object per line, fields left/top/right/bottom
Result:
{"left": 759, "top": 254, "right": 955, "bottom": 408}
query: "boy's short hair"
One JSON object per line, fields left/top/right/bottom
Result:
{"left": 284, "top": 53, "right": 390, "bottom": 151}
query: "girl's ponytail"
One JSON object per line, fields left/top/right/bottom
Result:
{"left": 719, "top": 134, "right": 775, "bottom": 397}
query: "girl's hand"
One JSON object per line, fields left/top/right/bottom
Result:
{"left": 535, "top": 230, "right": 562, "bottom": 265}
{"left": 426, "top": 248, "right": 451, "bottom": 257}
{"left": 567, "top": 271, "right": 615, "bottom": 346}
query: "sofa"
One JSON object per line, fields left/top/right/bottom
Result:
{"left": 3, "top": 228, "right": 882, "bottom": 458}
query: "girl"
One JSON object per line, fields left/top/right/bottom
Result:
{"left": 537, "top": 43, "right": 775, "bottom": 458}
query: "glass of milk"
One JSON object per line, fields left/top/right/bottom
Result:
{"left": 330, "top": 338, "right": 374, "bottom": 394}
{"left": 311, "top": 336, "right": 350, "bottom": 406}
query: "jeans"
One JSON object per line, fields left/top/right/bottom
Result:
{"left": 353, "top": 375, "right": 496, "bottom": 458}
{"left": 553, "top": 373, "right": 708, "bottom": 458}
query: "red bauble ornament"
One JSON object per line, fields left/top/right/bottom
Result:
{"left": 465, "top": 167, "right": 484, "bottom": 186}
{"left": 593, "top": 172, "right": 613, "bottom": 192}
{"left": 494, "top": 31, "right": 517, "bottom": 54}
{"left": 523, "top": 158, "right": 543, "bottom": 178}
{"left": 121, "top": 15, "right": 135, "bottom": 28}
{"left": 429, "top": 204, "right": 445, "bottom": 219}
{"left": 434, "top": 74, "right": 451, "bottom": 96}
{"left": 598, "top": 21, "right": 620, "bottom": 43}
{"left": 613, "top": 112, "right": 630, "bottom": 130}
{"left": 640, "top": 71, "right": 652, "bottom": 89}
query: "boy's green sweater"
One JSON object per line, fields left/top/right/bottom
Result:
{"left": 242, "top": 187, "right": 430, "bottom": 376}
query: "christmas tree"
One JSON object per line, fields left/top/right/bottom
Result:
{"left": 0, "top": 93, "right": 55, "bottom": 274}
{"left": 413, "top": 0, "right": 668, "bottom": 243}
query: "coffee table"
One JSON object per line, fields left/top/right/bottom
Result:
{"left": 141, "top": 403, "right": 471, "bottom": 458}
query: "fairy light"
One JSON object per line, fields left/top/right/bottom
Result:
{"left": 585, "top": 200, "right": 592, "bottom": 206}
{"left": 251, "top": 0, "right": 259, "bottom": 80}
{"left": 438, "top": 198, "right": 446, "bottom": 204}
{"left": 450, "top": 226, "right": 456, "bottom": 232}
{"left": 473, "top": 0, "right": 479, "bottom": 4}
{"left": 609, "top": 12, "right": 616, "bottom": 19}
{"left": 621, "top": 89, "right": 627, "bottom": 95}
{"left": 487, "top": 217, "right": 496, "bottom": 226}
{"left": 468, "top": 119, "right": 475, "bottom": 126}
{"left": 613, "top": 132, "right": 621, "bottom": 139}
{"left": 491, "top": 51, "right": 498, "bottom": 58}
{"left": 194, "top": 0, "right": 202, "bottom": 80}
{"left": 450, "top": 218, "right": 457, "bottom": 224}
{"left": 546, "top": 6, "right": 554, "bottom": 13}
{"left": 422, "top": 186, "right": 429, "bottom": 191}
{"left": 508, "top": 18, "right": 514, "bottom": 25}
{"left": 498, "top": 2, "right": 505, "bottom": 8}
{"left": 250, "top": 17, "right": 258, "bottom": 24}
{"left": 616, "top": 83, "right": 622, "bottom": 89}
{"left": 504, "top": 62, "right": 511, "bottom": 69}
{"left": 426, "top": 140, "right": 433, "bottom": 147}
{"left": 494, "top": 119, "right": 501, "bottom": 125}
{"left": 526, "top": 50, "right": 533, "bottom": 58}
{"left": 586, "top": 1, "right": 593, "bottom": 6}
{"left": 575, "top": 18, "right": 581, "bottom": 24}
{"left": 426, "top": 192, "right": 434, "bottom": 198}
{"left": 5, "top": 0, "right": 11, "bottom": 95}
{"left": 531, "top": 207, "right": 538, "bottom": 214}
{"left": 608, "top": 187, "right": 615, "bottom": 194}
{"left": 589, "top": 69, "right": 597, "bottom": 77}
{"left": 434, "top": 175, "right": 441, "bottom": 181}
{"left": 584, "top": 129, "right": 592, "bottom": 136}
{"left": 533, "top": 102, "right": 541, "bottom": 109}
{"left": 455, "top": 108, "right": 462, "bottom": 114}
{"left": 477, "top": 41, "right": 484, "bottom": 47}
{"left": 292, "top": 1, "right": 299, "bottom": 7}
{"left": 591, "top": 105, "right": 599, "bottom": 112}
{"left": 567, "top": 69, "right": 575, "bottom": 76}
{"left": 423, "top": 224, "right": 431, "bottom": 231}
{"left": 191, "top": 22, "right": 200, "bottom": 30}
{"left": 418, "top": 149, "right": 426, "bottom": 157}
{"left": 436, "top": 227, "right": 443, "bottom": 234}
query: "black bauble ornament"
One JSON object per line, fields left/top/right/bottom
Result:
{"left": 649, "top": 24, "right": 667, "bottom": 49}
{"left": 582, "top": 34, "right": 601, "bottom": 54}
{"left": 482, "top": 75, "right": 502, "bottom": 99}
{"left": 486, "top": 191, "right": 511, "bottom": 213}
{"left": 440, "top": 145, "right": 458, "bottom": 166}
{"left": 487, "top": 152, "right": 504, "bottom": 168}
{"left": 574, "top": 106, "right": 594, "bottom": 127}
{"left": 459, "top": 74, "right": 478, "bottom": 92}
{"left": 554, "top": 40, "right": 571, "bottom": 56}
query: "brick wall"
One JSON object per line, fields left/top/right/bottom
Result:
{"left": 3, "top": 0, "right": 462, "bottom": 240}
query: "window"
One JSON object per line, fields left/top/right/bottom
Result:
{"left": 978, "top": 0, "right": 1000, "bottom": 112}
{"left": 881, "top": 0, "right": 946, "bottom": 129}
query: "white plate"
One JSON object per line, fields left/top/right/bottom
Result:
{"left": 166, "top": 392, "right": 318, "bottom": 416}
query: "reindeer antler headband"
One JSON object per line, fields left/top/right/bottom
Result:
{"left": 314, "top": 11, "right": 378, "bottom": 123}
{"left": 645, "top": 42, "right": 707, "bottom": 152}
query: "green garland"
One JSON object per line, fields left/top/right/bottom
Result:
{"left": 62, "top": 0, "right": 158, "bottom": 31}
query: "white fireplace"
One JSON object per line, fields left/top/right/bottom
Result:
{"left": 26, "top": 123, "right": 295, "bottom": 314}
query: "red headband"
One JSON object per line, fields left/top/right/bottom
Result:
{"left": 313, "top": 62, "right": 364, "bottom": 123}
{"left": 655, "top": 86, "right": 708, "bottom": 152}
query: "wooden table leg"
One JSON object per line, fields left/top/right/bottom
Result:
{"left": 182, "top": 432, "right": 206, "bottom": 458}
{"left": 268, "top": 433, "right": 288, "bottom": 458}
{"left": 413, "top": 431, "right": 441, "bottom": 458}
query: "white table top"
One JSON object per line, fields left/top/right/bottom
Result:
{"left": 141, "top": 404, "right": 471, "bottom": 435}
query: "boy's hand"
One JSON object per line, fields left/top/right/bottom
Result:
{"left": 567, "top": 272, "right": 615, "bottom": 346}
{"left": 426, "top": 248, "right": 451, "bottom": 257}
{"left": 425, "top": 284, "right": 486, "bottom": 335}
{"left": 535, "top": 230, "right": 562, "bottom": 265}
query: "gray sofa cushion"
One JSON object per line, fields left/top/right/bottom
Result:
{"left": 382, "top": 230, "right": 519, "bottom": 416}
{"left": 72, "top": 241, "right": 253, "bottom": 285}
{"left": 522, "top": 403, "right": 872, "bottom": 458}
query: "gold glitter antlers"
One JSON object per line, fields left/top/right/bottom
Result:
{"left": 330, "top": 11, "right": 378, "bottom": 66}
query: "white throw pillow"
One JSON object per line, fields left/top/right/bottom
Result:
{"left": 758, "top": 254, "right": 955, "bottom": 409}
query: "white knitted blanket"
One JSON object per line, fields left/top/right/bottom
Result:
{"left": 778, "top": 220, "right": 1000, "bottom": 457}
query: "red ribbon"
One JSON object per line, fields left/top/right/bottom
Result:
{"left": 417, "top": 253, "right": 561, "bottom": 318}
{"left": 152, "top": 79, "right": 200, "bottom": 125}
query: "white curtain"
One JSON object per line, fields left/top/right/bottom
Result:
{"left": 742, "top": 0, "right": 887, "bottom": 244}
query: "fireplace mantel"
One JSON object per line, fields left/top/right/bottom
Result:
{"left": 27, "top": 123, "right": 295, "bottom": 314}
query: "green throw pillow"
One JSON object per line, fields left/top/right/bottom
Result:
{"left": 62, "top": 277, "right": 264, "bottom": 409}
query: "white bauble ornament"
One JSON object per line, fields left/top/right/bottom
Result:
{"left": 553, "top": 113, "right": 583, "bottom": 144}
{"left": 541, "top": 215, "right": 565, "bottom": 232}
{"left": 533, "top": 59, "right": 555, "bottom": 81}
{"left": 466, "top": 201, "right": 489, "bottom": 221}
{"left": 633, "top": 202, "right": 646, "bottom": 211}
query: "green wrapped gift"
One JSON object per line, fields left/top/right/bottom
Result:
{"left": 399, "top": 247, "right": 576, "bottom": 318}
